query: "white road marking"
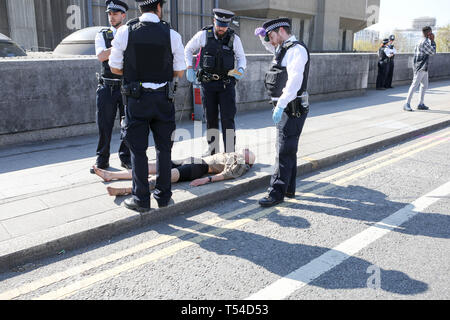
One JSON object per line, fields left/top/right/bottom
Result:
{"left": 246, "top": 181, "right": 450, "bottom": 300}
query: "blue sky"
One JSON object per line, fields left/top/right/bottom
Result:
{"left": 367, "top": 0, "right": 450, "bottom": 33}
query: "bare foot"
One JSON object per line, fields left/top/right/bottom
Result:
{"left": 107, "top": 186, "right": 132, "bottom": 196}
{"left": 93, "top": 165, "right": 112, "bottom": 182}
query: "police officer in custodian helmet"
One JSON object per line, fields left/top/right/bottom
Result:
{"left": 92, "top": 0, "right": 131, "bottom": 172}
{"left": 184, "top": 8, "right": 247, "bottom": 156}
{"left": 255, "top": 18, "right": 310, "bottom": 207}
{"left": 109, "top": 0, "right": 186, "bottom": 212}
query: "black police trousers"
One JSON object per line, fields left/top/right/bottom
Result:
{"left": 201, "top": 78, "right": 237, "bottom": 155}
{"left": 95, "top": 84, "right": 130, "bottom": 165}
{"left": 376, "top": 60, "right": 390, "bottom": 89}
{"left": 121, "top": 90, "right": 175, "bottom": 208}
{"left": 268, "top": 110, "right": 308, "bottom": 201}
{"left": 385, "top": 60, "right": 395, "bottom": 88}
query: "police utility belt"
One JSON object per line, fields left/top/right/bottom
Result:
{"left": 272, "top": 95, "right": 309, "bottom": 118}
{"left": 97, "top": 74, "right": 122, "bottom": 88}
{"left": 197, "top": 70, "right": 230, "bottom": 83}
{"left": 121, "top": 82, "right": 176, "bottom": 102}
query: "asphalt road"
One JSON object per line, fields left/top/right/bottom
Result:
{"left": 0, "top": 127, "right": 449, "bottom": 302}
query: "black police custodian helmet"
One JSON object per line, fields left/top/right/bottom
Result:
{"left": 262, "top": 18, "right": 291, "bottom": 41}
{"left": 262, "top": 18, "right": 291, "bottom": 34}
{"left": 135, "top": 0, "right": 166, "bottom": 7}
{"left": 213, "top": 8, "right": 235, "bottom": 27}
{"left": 105, "top": 0, "right": 129, "bottom": 13}
{"left": 389, "top": 35, "right": 395, "bottom": 41}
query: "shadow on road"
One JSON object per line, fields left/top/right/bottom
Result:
{"left": 0, "top": 174, "right": 442, "bottom": 297}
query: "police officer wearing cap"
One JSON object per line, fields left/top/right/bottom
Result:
{"left": 184, "top": 8, "right": 247, "bottom": 156}
{"left": 376, "top": 38, "right": 390, "bottom": 90}
{"left": 255, "top": 18, "right": 310, "bottom": 207}
{"left": 385, "top": 35, "right": 397, "bottom": 89}
{"left": 109, "top": 0, "right": 186, "bottom": 212}
{"left": 92, "top": 0, "right": 131, "bottom": 173}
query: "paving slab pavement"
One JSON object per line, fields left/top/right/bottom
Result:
{"left": 0, "top": 80, "right": 449, "bottom": 271}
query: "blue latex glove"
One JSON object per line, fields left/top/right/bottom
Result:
{"left": 272, "top": 106, "right": 284, "bottom": 125}
{"left": 232, "top": 67, "right": 245, "bottom": 80}
{"left": 255, "top": 27, "right": 266, "bottom": 37}
{"left": 186, "top": 68, "right": 195, "bottom": 83}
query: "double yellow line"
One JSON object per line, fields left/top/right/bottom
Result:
{"left": 1, "top": 130, "right": 449, "bottom": 300}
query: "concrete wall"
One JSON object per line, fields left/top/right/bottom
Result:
{"left": 0, "top": 57, "right": 97, "bottom": 135}
{"left": 367, "top": 53, "right": 450, "bottom": 88}
{"left": 1, "top": 52, "right": 450, "bottom": 146}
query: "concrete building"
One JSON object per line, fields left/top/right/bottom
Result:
{"left": 390, "top": 17, "right": 437, "bottom": 53}
{"left": 1, "top": 0, "right": 379, "bottom": 53}
{"left": 0, "top": 0, "right": 217, "bottom": 51}
{"left": 412, "top": 17, "right": 436, "bottom": 30}
{"left": 220, "top": 0, "right": 380, "bottom": 52}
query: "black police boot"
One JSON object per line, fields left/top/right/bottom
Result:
{"left": 90, "top": 161, "right": 109, "bottom": 174}
{"left": 157, "top": 198, "right": 174, "bottom": 208}
{"left": 124, "top": 198, "right": 151, "bottom": 213}
{"left": 285, "top": 192, "right": 296, "bottom": 199}
{"left": 259, "top": 195, "right": 283, "bottom": 208}
{"left": 417, "top": 104, "right": 429, "bottom": 110}
{"left": 120, "top": 161, "right": 132, "bottom": 170}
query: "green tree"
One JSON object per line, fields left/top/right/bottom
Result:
{"left": 436, "top": 24, "right": 450, "bottom": 53}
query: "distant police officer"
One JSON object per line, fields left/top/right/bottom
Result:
{"left": 255, "top": 18, "right": 310, "bottom": 207}
{"left": 184, "top": 8, "right": 247, "bottom": 156}
{"left": 385, "top": 35, "right": 397, "bottom": 89}
{"left": 109, "top": 0, "right": 186, "bottom": 212}
{"left": 376, "top": 38, "right": 390, "bottom": 90}
{"left": 92, "top": 0, "right": 131, "bottom": 172}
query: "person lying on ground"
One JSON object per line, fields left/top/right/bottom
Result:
{"left": 92, "top": 149, "right": 256, "bottom": 196}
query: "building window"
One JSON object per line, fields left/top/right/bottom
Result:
{"left": 342, "top": 30, "right": 347, "bottom": 51}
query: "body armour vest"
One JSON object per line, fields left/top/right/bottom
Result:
{"left": 100, "top": 28, "right": 122, "bottom": 80}
{"left": 378, "top": 46, "right": 388, "bottom": 62}
{"left": 200, "top": 26, "right": 235, "bottom": 77}
{"left": 123, "top": 19, "right": 173, "bottom": 84}
{"left": 264, "top": 40, "right": 310, "bottom": 99}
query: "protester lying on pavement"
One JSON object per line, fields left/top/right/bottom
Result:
{"left": 92, "top": 149, "right": 255, "bottom": 196}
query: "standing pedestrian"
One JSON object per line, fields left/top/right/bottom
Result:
{"left": 385, "top": 35, "right": 397, "bottom": 89}
{"left": 184, "top": 8, "right": 247, "bottom": 156}
{"left": 254, "top": 18, "right": 310, "bottom": 207}
{"left": 109, "top": 0, "right": 186, "bottom": 212}
{"left": 376, "top": 38, "right": 390, "bottom": 90}
{"left": 92, "top": 0, "right": 131, "bottom": 173}
{"left": 404, "top": 26, "right": 436, "bottom": 112}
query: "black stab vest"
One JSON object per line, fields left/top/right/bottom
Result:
{"left": 199, "top": 26, "right": 236, "bottom": 77}
{"left": 378, "top": 46, "right": 388, "bottom": 62}
{"left": 123, "top": 19, "right": 173, "bottom": 84}
{"left": 100, "top": 28, "right": 122, "bottom": 80}
{"left": 264, "top": 40, "right": 310, "bottom": 99}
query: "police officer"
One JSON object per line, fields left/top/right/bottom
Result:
{"left": 255, "top": 18, "right": 310, "bottom": 207}
{"left": 376, "top": 38, "right": 390, "bottom": 90}
{"left": 385, "top": 35, "right": 397, "bottom": 89}
{"left": 109, "top": 0, "right": 186, "bottom": 212}
{"left": 184, "top": 8, "right": 247, "bottom": 156}
{"left": 92, "top": 0, "right": 131, "bottom": 172}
